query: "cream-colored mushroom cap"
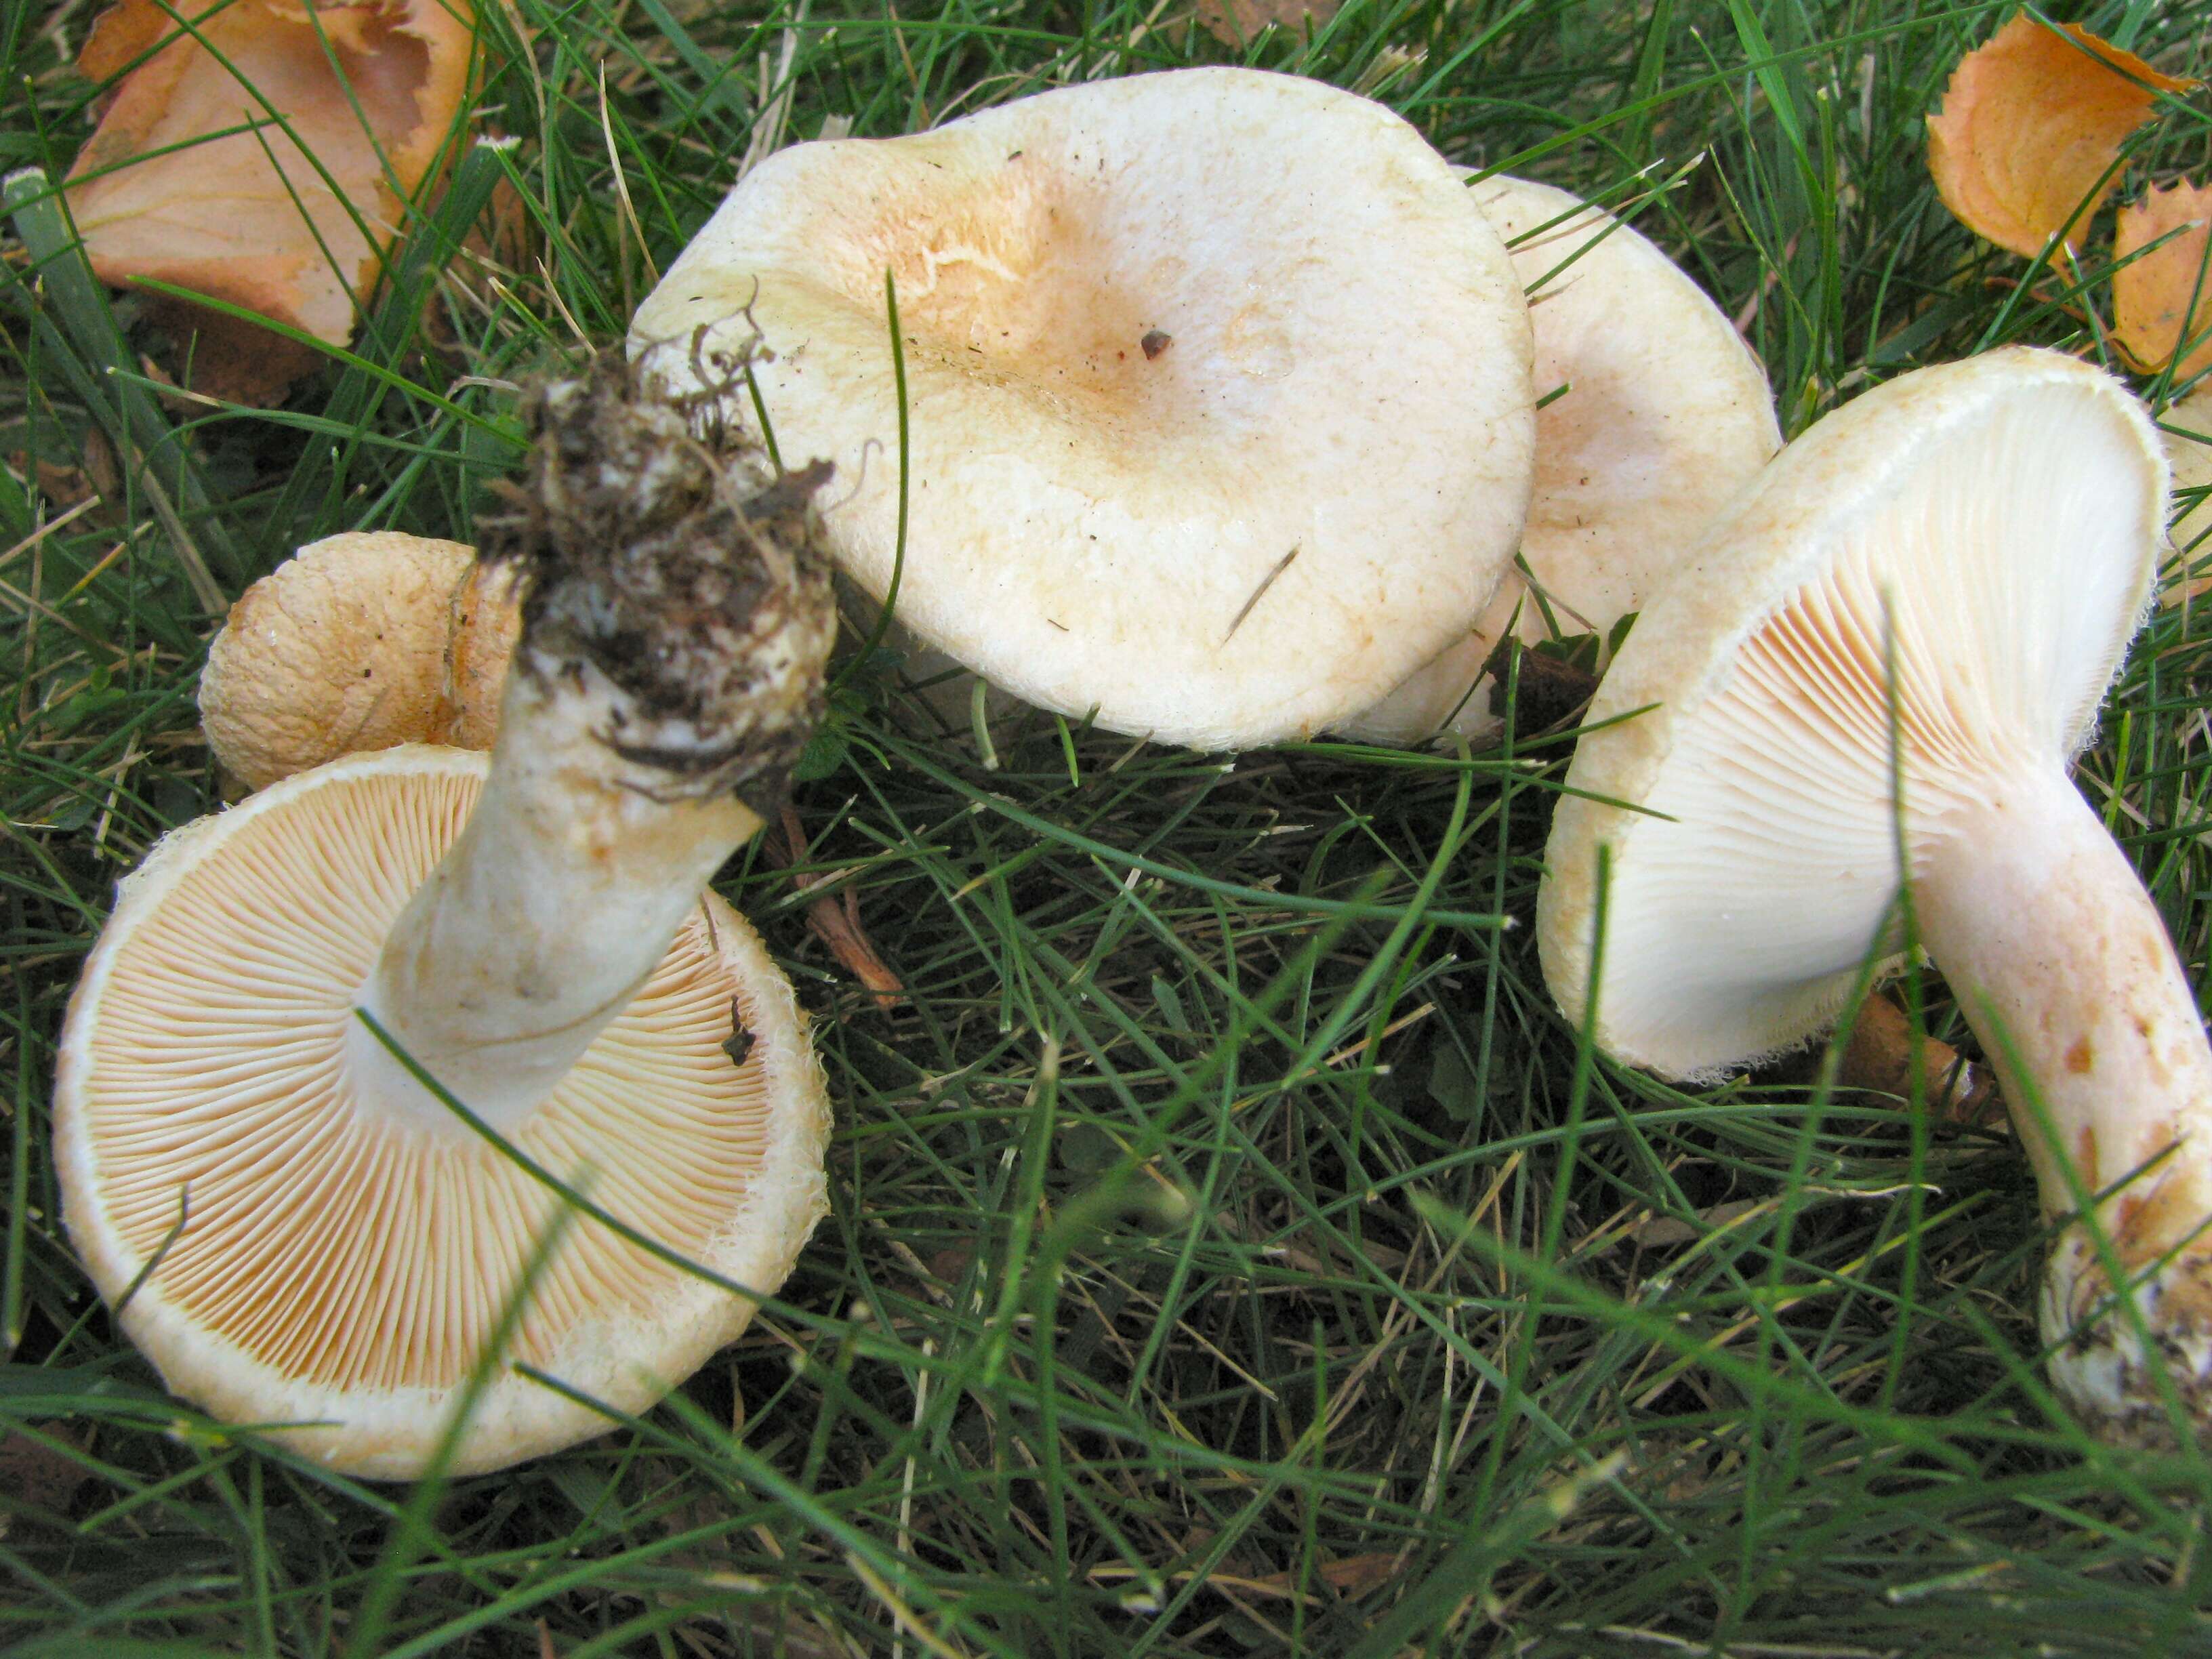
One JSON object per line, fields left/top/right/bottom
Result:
{"left": 1538, "top": 348, "right": 2160, "bottom": 1073}
{"left": 201, "top": 536, "right": 526, "bottom": 789}
{"left": 56, "top": 745, "right": 831, "bottom": 1479}
{"left": 1345, "top": 174, "right": 1781, "bottom": 745}
{"left": 201, "top": 533, "right": 476, "bottom": 790}
{"left": 632, "top": 68, "right": 1536, "bottom": 750}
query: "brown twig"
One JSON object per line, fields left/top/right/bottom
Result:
{"left": 770, "top": 803, "right": 903, "bottom": 1010}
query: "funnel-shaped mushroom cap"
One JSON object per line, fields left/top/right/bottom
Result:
{"left": 202, "top": 533, "right": 476, "bottom": 791}
{"left": 1345, "top": 175, "right": 1780, "bottom": 745}
{"left": 1538, "top": 348, "right": 2163, "bottom": 1076}
{"left": 632, "top": 68, "right": 1536, "bottom": 750}
{"left": 56, "top": 746, "right": 831, "bottom": 1479}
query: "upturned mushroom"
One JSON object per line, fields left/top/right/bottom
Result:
{"left": 1343, "top": 173, "right": 1781, "bottom": 745}
{"left": 630, "top": 67, "right": 1536, "bottom": 750}
{"left": 1539, "top": 347, "right": 2212, "bottom": 1447}
{"left": 199, "top": 532, "right": 520, "bottom": 790}
{"left": 56, "top": 359, "right": 838, "bottom": 1477}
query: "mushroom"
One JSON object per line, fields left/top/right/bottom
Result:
{"left": 55, "top": 360, "right": 838, "bottom": 1477}
{"left": 630, "top": 67, "right": 1536, "bottom": 751}
{"left": 1537, "top": 346, "right": 2212, "bottom": 1446}
{"left": 1341, "top": 173, "right": 1782, "bottom": 745}
{"left": 200, "top": 533, "right": 521, "bottom": 790}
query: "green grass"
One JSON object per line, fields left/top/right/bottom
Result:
{"left": 7, "top": 0, "right": 2212, "bottom": 1653}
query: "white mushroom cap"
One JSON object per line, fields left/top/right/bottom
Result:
{"left": 632, "top": 68, "right": 1536, "bottom": 750}
{"left": 1343, "top": 174, "right": 1781, "bottom": 745}
{"left": 1538, "top": 348, "right": 2160, "bottom": 1074}
{"left": 56, "top": 746, "right": 831, "bottom": 1478}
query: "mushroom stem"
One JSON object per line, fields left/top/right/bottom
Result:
{"left": 350, "top": 695, "right": 766, "bottom": 1131}
{"left": 346, "top": 363, "right": 834, "bottom": 1137}
{"left": 1915, "top": 764, "right": 2212, "bottom": 1438}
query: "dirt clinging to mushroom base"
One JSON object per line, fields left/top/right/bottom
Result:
{"left": 479, "top": 352, "right": 838, "bottom": 808}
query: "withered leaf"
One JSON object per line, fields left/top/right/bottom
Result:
{"left": 1836, "top": 993, "right": 2001, "bottom": 1129}
{"left": 0, "top": 1428, "right": 95, "bottom": 1528}
{"left": 64, "top": 0, "right": 479, "bottom": 402}
{"left": 2160, "top": 385, "right": 2212, "bottom": 605}
{"left": 2114, "top": 181, "right": 2212, "bottom": 380}
{"left": 1195, "top": 0, "right": 1341, "bottom": 48}
{"left": 1313, "top": 1552, "right": 1399, "bottom": 1596}
{"left": 1928, "top": 14, "right": 2198, "bottom": 258}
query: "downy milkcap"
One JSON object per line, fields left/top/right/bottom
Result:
{"left": 1540, "top": 347, "right": 2212, "bottom": 1449}
{"left": 1343, "top": 174, "right": 1780, "bottom": 745}
{"left": 56, "top": 749, "right": 830, "bottom": 1478}
{"left": 631, "top": 67, "right": 1536, "bottom": 750}
{"left": 58, "top": 358, "right": 839, "bottom": 1477}
{"left": 201, "top": 533, "right": 521, "bottom": 789}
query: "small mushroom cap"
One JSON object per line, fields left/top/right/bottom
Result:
{"left": 632, "top": 68, "right": 1536, "bottom": 750}
{"left": 1537, "top": 348, "right": 2165, "bottom": 1077}
{"left": 201, "top": 533, "right": 475, "bottom": 790}
{"left": 441, "top": 558, "right": 523, "bottom": 749}
{"left": 1343, "top": 175, "right": 1782, "bottom": 745}
{"left": 56, "top": 746, "right": 831, "bottom": 1478}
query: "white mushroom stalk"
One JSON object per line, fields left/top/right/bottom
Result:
{"left": 351, "top": 370, "right": 833, "bottom": 1132}
{"left": 1914, "top": 771, "right": 2212, "bottom": 1431}
{"left": 1540, "top": 348, "right": 2212, "bottom": 1447}
{"left": 55, "top": 359, "right": 838, "bottom": 1476}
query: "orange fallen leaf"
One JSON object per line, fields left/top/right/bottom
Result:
{"left": 1928, "top": 14, "right": 2197, "bottom": 259}
{"left": 2114, "top": 180, "right": 2212, "bottom": 380}
{"left": 1195, "top": 0, "right": 1340, "bottom": 47}
{"left": 64, "top": 0, "right": 479, "bottom": 402}
{"left": 1837, "top": 992, "right": 2003, "bottom": 1130}
{"left": 2160, "top": 385, "right": 2212, "bottom": 605}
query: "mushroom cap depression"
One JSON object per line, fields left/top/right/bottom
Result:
{"left": 1537, "top": 348, "right": 2164, "bottom": 1076}
{"left": 1345, "top": 174, "right": 1781, "bottom": 744}
{"left": 632, "top": 68, "right": 1536, "bottom": 750}
{"left": 55, "top": 745, "right": 832, "bottom": 1479}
